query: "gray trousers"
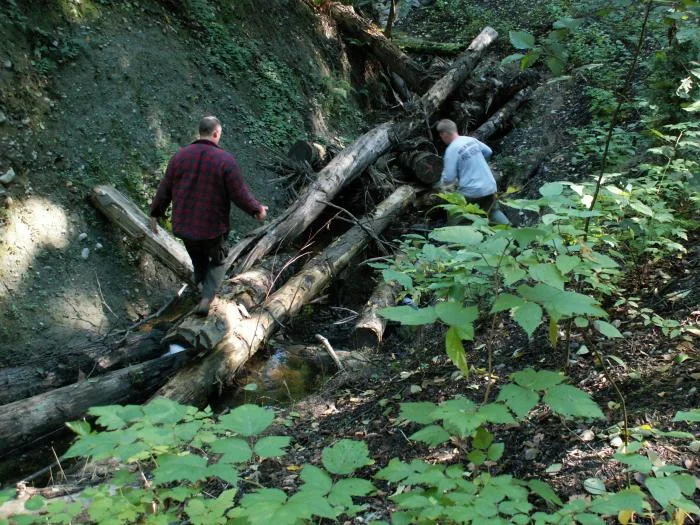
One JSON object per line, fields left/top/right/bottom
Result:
{"left": 182, "top": 234, "right": 228, "bottom": 299}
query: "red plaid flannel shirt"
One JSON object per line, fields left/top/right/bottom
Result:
{"left": 150, "top": 139, "right": 262, "bottom": 240}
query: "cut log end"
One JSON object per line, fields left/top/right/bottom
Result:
{"left": 353, "top": 326, "right": 382, "bottom": 350}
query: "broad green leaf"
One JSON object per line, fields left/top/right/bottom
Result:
{"left": 645, "top": 476, "right": 682, "bottom": 508}
{"left": 553, "top": 17, "right": 583, "bottom": 31}
{"left": 207, "top": 462, "right": 239, "bottom": 485}
{"left": 496, "top": 383, "right": 540, "bottom": 419}
{"left": 24, "top": 496, "right": 45, "bottom": 511}
{"left": 254, "top": 436, "right": 291, "bottom": 458}
{"left": 539, "top": 182, "right": 564, "bottom": 197}
{"left": 517, "top": 284, "right": 607, "bottom": 320}
{"left": 382, "top": 269, "right": 413, "bottom": 290}
{"left": 472, "top": 427, "right": 494, "bottom": 449}
{"left": 589, "top": 489, "right": 644, "bottom": 514}
{"left": 429, "top": 226, "right": 483, "bottom": 245}
{"left": 501, "top": 264, "right": 527, "bottom": 286}
{"left": 512, "top": 301, "right": 543, "bottom": 338}
{"left": 434, "top": 398, "right": 481, "bottom": 438}
{"left": 218, "top": 404, "right": 274, "bottom": 437}
{"left": 672, "top": 409, "right": 700, "bottom": 422}
{"left": 511, "top": 369, "right": 564, "bottom": 391}
{"left": 378, "top": 305, "right": 437, "bottom": 325}
{"left": 556, "top": 254, "right": 581, "bottom": 274}
{"left": 210, "top": 438, "right": 252, "bottom": 464}
{"left": 328, "top": 478, "right": 375, "bottom": 507}
{"left": 87, "top": 404, "right": 143, "bottom": 430}
{"left": 445, "top": 326, "right": 469, "bottom": 376}
{"left": 436, "top": 302, "right": 478, "bottom": 331}
{"left": 487, "top": 442, "right": 505, "bottom": 461}
{"left": 502, "top": 53, "right": 526, "bottom": 65}
{"left": 399, "top": 402, "right": 438, "bottom": 425}
{"left": 477, "top": 403, "right": 516, "bottom": 424}
{"left": 528, "top": 479, "right": 563, "bottom": 506}
{"left": 528, "top": 263, "right": 566, "bottom": 290}
{"left": 574, "top": 316, "right": 589, "bottom": 328}
{"left": 152, "top": 454, "right": 209, "bottom": 485}
{"left": 468, "top": 449, "right": 487, "bottom": 466}
{"left": 491, "top": 293, "right": 526, "bottom": 313}
{"left": 65, "top": 420, "right": 91, "bottom": 437}
{"left": 322, "top": 439, "right": 372, "bottom": 475}
{"left": 375, "top": 458, "right": 421, "bottom": 483}
{"left": 594, "top": 320, "right": 622, "bottom": 338}
{"left": 286, "top": 489, "right": 338, "bottom": 520}
{"left": 410, "top": 424, "right": 451, "bottom": 447}
{"left": 543, "top": 384, "right": 604, "bottom": 420}
{"left": 510, "top": 227, "right": 546, "bottom": 247}
{"left": 143, "top": 397, "right": 189, "bottom": 425}
{"left": 614, "top": 453, "right": 653, "bottom": 473}
{"left": 300, "top": 465, "right": 332, "bottom": 494}
{"left": 510, "top": 30, "right": 536, "bottom": 50}
{"left": 583, "top": 478, "right": 606, "bottom": 495}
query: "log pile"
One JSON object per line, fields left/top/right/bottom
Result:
{"left": 0, "top": 7, "right": 544, "bottom": 457}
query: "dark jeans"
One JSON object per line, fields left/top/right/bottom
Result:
{"left": 182, "top": 234, "right": 228, "bottom": 300}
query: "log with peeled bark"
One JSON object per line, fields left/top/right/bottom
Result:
{"left": 0, "top": 352, "right": 190, "bottom": 457}
{"left": 330, "top": 3, "right": 428, "bottom": 94}
{"left": 353, "top": 279, "right": 402, "bottom": 350}
{"left": 90, "top": 185, "right": 193, "bottom": 281}
{"left": 232, "top": 26, "right": 497, "bottom": 274}
{"left": 154, "top": 185, "right": 417, "bottom": 406}
{"left": 0, "top": 330, "right": 165, "bottom": 406}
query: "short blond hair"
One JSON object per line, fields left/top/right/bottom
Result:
{"left": 436, "top": 119, "right": 458, "bottom": 135}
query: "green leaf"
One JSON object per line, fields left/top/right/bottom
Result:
{"left": 511, "top": 369, "right": 564, "bottom": 391}
{"left": 491, "top": 293, "right": 526, "bottom": 313}
{"left": 487, "top": 442, "right": 505, "bottom": 461}
{"left": 539, "top": 182, "right": 564, "bottom": 197}
{"left": 218, "top": 404, "right": 274, "bottom": 437}
{"left": 210, "top": 437, "right": 253, "bottom": 464}
{"left": 468, "top": 449, "right": 487, "bottom": 466}
{"left": 528, "top": 263, "right": 566, "bottom": 290}
{"left": 432, "top": 398, "right": 479, "bottom": 437}
{"left": 399, "top": 402, "right": 438, "bottom": 425}
{"left": 378, "top": 305, "right": 437, "bottom": 325}
{"left": 207, "top": 462, "right": 239, "bottom": 485}
{"left": 672, "top": 409, "right": 700, "bottom": 422}
{"left": 589, "top": 490, "right": 645, "bottom": 515}
{"left": 645, "top": 476, "right": 681, "bottom": 509}
{"left": 543, "top": 384, "right": 604, "bottom": 420}
{"left": 65, "top": 420, "right": 91, "bottom": 436}
{"left": 143, "top": 397, "right": 189, "bottom": 425}
{"left": 24, "top": 496, "right": 45, "bottom": 511}
{"left": 517, "top": 284, "right": 607, "bottom": 319}
{"left": 300, "top": 465, "right": 332, "bottom": 494}
{"left": 510, "top": 30, "right": 536, "bottom": 49}
{"left": 243, "top": 383, "right": 258, "bottom": 391}
{"left": 583, "top": 478, "right": 607, "bottom": 495}
{"left": 328, "top": 478, "right": 375, "bottom": 508}
{"left": 429, "top": 226, "right": 483, "bottom": 245}
{"left": 553, "top": 17, "right": 583, "bottom": 31}
{"left": 152, "top": 454, "right": 209, "bottom": 485}
{"left": 556, "top": 255, "right": 581, "bottom": 275}
{"left": 512, "top": 301, "right": 543, "bottom": 338}
{"left": 382, "top": 269, "right": 413, "bottom": 290}
{"left": 496, "top": 383, "right": 540, "bottom": 419}
{"left": 409, "top": 425, "right": 451, "bottom": 447}
{"left": 322, "top": 439, "right": 372, "bottom": 475}
{"left": 502, "top": 53, "right": 526, "bottom": 65}
{"left": 614, "top": 453, "right": 653, "bottom": 473}
{"left": 594, "top": 320, "right": 622, "bottom": 338}
{"left": 436, "top": 302, "right": 478, "bottom": 331}
{"left": 445, "top": 326, "right": 469, "bottom": 376}
{"left": 528, "top": 479, "right": 563, "bottom": 506}
{"left": 472, "top": 426, "right": 494, "bottom": 449}
{"left": 477, "top": 403, "right": 516, "bottom": 424}
{"left": 254, "top": 436, "right": 291, "bottom": 458}
{"left": 375, "top": 458, "right": 420, "bottom": 483}
{"left": 87, "top": 404, "right": 143, "bottom": 430}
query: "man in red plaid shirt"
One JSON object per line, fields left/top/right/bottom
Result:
{"left": 150, "top": 116, "right": 268, "bottom": 316}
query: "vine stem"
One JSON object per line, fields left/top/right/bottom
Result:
{"left": 482, "top": 238, "right": 512, "bottom": 405}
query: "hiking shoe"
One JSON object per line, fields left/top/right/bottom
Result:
{"left": 195, "top": 297, "right": 212, "bottom": 317}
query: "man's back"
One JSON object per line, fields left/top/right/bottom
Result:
{"left": 443, "top": 135, "right": 497, "bottom": 199}
{"left": 151, "top": 139, "right": 260, "bottom": 240}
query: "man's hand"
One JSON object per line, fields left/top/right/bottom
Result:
{"left": 255, "top": 205, "right": 268, "bottom": 223}
{"left": 149, "top": 217, "right": 158, "bottom": 234}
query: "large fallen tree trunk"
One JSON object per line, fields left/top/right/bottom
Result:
{"left": 154, "top": 185, "right": 417, "bottom": 406}
{"left": 472, "top": 86, "right": 533, "bottom": 141}
{"left": 234, "top": 26, "right": 497, "bottom": 273}
{"left": 330, "top": 3, "right": 428, "bottom": 94}
{"left": 0, "top": 352, "right": 190, "bottom": 457}
{"left": 91, "top": 185, "right": 193, "bottom": 281}
{"left": 0, "top": 331, "right": 165, "bottom": 405}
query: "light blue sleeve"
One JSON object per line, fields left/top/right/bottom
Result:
{"left": 441, "top": 146, "right": 459, "bottom": 186}
{"left": 477, "top": 139, "right": 493, "bottom": 160}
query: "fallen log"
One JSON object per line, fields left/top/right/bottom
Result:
{"left": 393, "top": 36, "right": 466, "bottom": 56}
{"left": 154, "top": 184, "right": 417, "bottom": 406}
{"left": 397, "top": 150, "right": 444, "bottom": 185}
{"left": 472, "top": 86, "right": 533, "bottom": 141}
{"left": 0, "top": 352, "right": 190, "bottom": 457}
{"left": 90, "top": 185, "right": 193, "bottom": 281}
{"left": 0, "top": 330, "right": 165, "bottom": 405}
{"left": 330, "top": 3, "right": 428, "bottom": 94}
{"left": 234, "top": 26, "right": 497, "bottom": 273}
{"left": 353, "top": 279, "right": 402, "bottom": 350}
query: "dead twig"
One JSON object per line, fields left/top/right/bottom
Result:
{"left": 94, "top": 270, "right": 117, "bottom": 319}
{"left": 315, "top": 334, "right": 345, "bottom": 371}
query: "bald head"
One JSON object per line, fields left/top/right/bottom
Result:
{"left": 199, "top": 116, "right": 222, "bottom": 144}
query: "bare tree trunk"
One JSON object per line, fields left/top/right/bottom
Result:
{"left": 155, "top": 185, "right": 418, "bottom": 406}
{"left": 384, "top": 0, "right": 398, "bottom": 39}
{"left": 90, "top": 185, "right": 192, "bottom": 281}
{"left": 0, "top": 352, "right": 190, "bottom": 456}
